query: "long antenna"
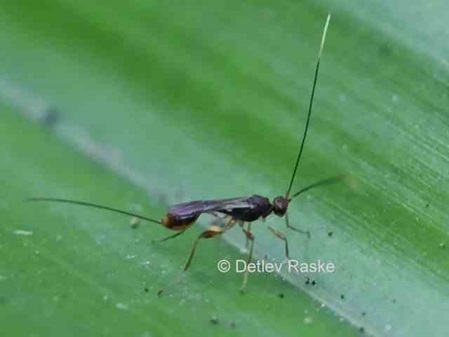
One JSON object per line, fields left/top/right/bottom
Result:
{"left": 27, "top": 197, "right": 164, "bottom": 225}
{"left": 289, "top": 175, "right": 344, "bottom": 201}
{"left": 285, "top": 13, "right": 331, "bottom": 198}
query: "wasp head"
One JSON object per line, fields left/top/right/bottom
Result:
{"left": 272, "top": 196, "right": 288, "bottom": 217}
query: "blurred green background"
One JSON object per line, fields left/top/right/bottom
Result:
{"left": 0, "top": 1, "right": 448, "bottom": 336}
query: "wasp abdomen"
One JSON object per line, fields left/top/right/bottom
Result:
{"left": 162, "top": 213, "right": 199, "bottom": 231}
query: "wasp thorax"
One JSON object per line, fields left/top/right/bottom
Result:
{"left": 272, "top": 196, "right": 288, "bottom": 217}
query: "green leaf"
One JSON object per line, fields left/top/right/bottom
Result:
{"left": 0, "top": 1, "right": 448, "bottom": 336}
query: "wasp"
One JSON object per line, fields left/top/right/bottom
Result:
{"left": 29, "top": 14, "right": 339, "bottom": 293}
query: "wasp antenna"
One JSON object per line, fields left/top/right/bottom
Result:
{"left": 26, "top": 197, "right": 164, "bottom": 225}
{"left": 285, "top": 13, "right": 331, "bottom": 198}
{"left": 289, "top": 174, "right": 344, "bottom": 201}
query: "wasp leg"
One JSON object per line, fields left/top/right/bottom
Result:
{"left": 244, "top": 223, "right": 252, "bottom": 251}
{"left": 183, "top": 216, "right": 238, "bottom": 270}
{"left": 240, "top": 225, "right": 254, "bottom": 293}
{"left": 286, "top": 212, "right": 311, "bottom": 238}
{"left": 151, "top": 231, "right": 185, "bottom": 244}
{"left": 157, "top": 218, "right": 235, "bottom": 296}
{"left": 184, "top": 217, "right": 237, "bottom": 270}
{"left": 268, "top": 226, "right": 290, "bottom": 260}
{"left": 184, "top": 226, "right": 225, "bottom": 271}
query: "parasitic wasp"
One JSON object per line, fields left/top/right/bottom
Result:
{"left": 29, "top": 13, "right": 342, "bottom": 294}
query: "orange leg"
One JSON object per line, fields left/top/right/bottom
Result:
{"left": 158, "top": 218, "right": 235, "bottom": 295}
{"left": 240, "top": 224, "right": 254, "bottom": 293}
{"left": 183, "top": 226, "right": 225, "bottom": 271}
{"left": 244, "top": 222, "right": 252, "bottom": 251}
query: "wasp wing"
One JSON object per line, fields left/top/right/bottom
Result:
{"left": 167, "top": 196, "right": 255, "bottom": 220}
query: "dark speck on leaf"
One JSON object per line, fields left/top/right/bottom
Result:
{"left": 210, "top": 315, "right": 219, "bottom": 325}
{"left": 144, "top": 287, "right": 149, "bottom": 293}
{"left": 328, "top": 231, "right": 333, "bottom": 237}
{"left": 305, "top": 278, "right": 317, "bottom": 286}
{"left": 361, "top": 311, "right": 366, "bottom": 316}
{"left": 340, "top": 294, "right": 345, "bottom": 300}
{"left": 278, "top": 293, "right": 285, "bottom": 299}
{"left": 360, "top": 326, "right": 365, "bottom": 333}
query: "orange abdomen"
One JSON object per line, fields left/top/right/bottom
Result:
{"left": 162, "top": 213, "right": 199, "bottom": 231}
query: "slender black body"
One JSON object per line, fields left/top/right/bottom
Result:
{"left": 163, "top": 195, "right": 273, "bottom": 230}
{"left": 28, "top": 14, "right": 339, "bottom": 294}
